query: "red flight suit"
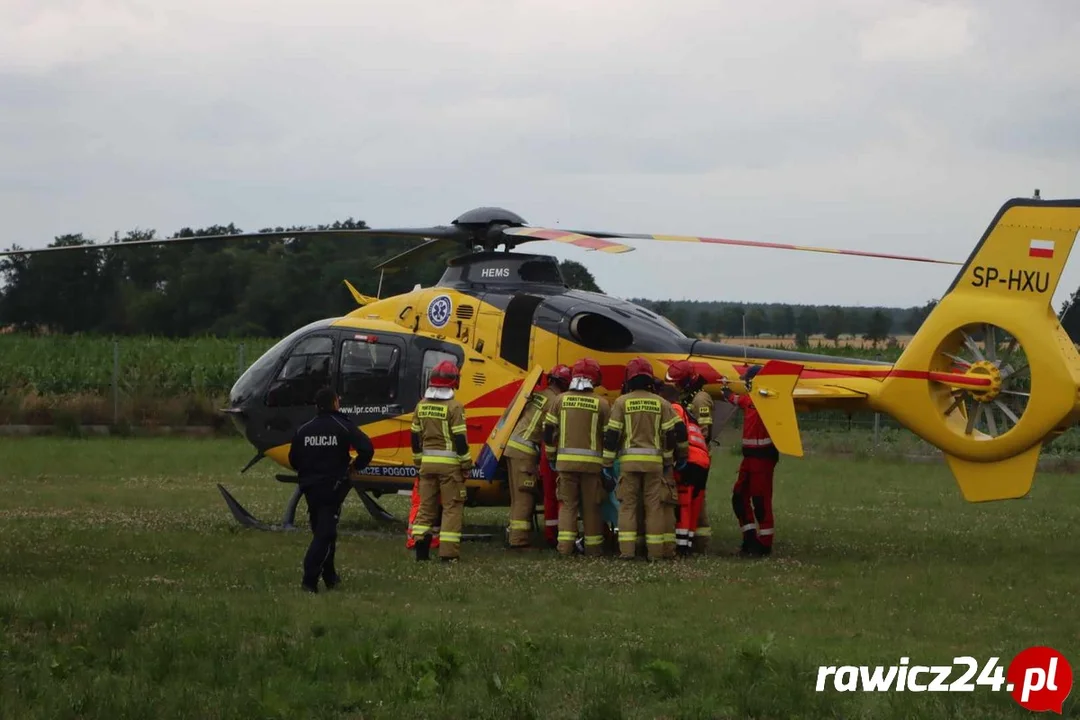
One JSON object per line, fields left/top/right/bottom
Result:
{"left": 724, "top": 391, "right": 777, "bottom": 551}
{"left": 539, "top": 445, "right": 560, "bottom": 547}
{"left": 672, "top": 403, "right": 710, "bottom": 553}
{"left": 405, "top": 478, "right": 441, "bottom": 549}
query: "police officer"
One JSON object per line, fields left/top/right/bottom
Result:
{"left": 410, "top": 360, "right": 472, "bottom": 562}
{"left": 542, "top": 358, "right": 611, "bottom": 556}
{"left": 288, "top": 386, "right": 374, "bottom": 593}
{"left": 504, "top": 364, "right": 571, "bottom": 548}
{"left": 603, "top": 358, "right": 688, "bottom": 561}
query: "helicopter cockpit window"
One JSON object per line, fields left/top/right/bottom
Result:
{"left": 265, "top": 335, "right": 333, "bottom": 407}
{"left": 338, "top": 340, "right": 400, "bottom": 405}
{"left": 569, "top": 312, "right": 634, "bottom": 351}
{"left": 421, "top": 349, "right": 458, "bottom": 391}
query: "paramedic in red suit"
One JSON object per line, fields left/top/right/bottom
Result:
{"left": 721, "top": 365, "right": 777, "bottom": 557}
{"left": 406, "top": 479, "right": 441, "bottom": 551}
{"left": 668, "top": 398, "right": 710, "bottom": 557}
{"left": 539, "top": 445, "right": 559, "bottom": 547}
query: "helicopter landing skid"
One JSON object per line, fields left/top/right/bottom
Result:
{"left": 216, "top": 483, "right": 493, "bottom": 541}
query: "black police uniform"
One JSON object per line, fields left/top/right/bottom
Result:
{"left": 288, "top": 410, "right": 374, "bottom": 590}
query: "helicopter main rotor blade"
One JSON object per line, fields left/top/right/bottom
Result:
{"left": 0, "top": 226, "right": 469, "bottom": 257}
{"left": 374, "top": 238, "right": 458, "bottom": 273}
{"left": 536, "top": 229, "right": 963, "bottom": 266}
{"left": 501, "top": 227, "right": 634, "bottom": 253}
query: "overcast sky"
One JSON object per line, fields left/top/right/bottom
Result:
{"left": 3, "top": 0, "right": 1080, "bottom": 309}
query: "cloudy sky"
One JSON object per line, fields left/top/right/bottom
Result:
{"left": 3, "top": 0, "right": 1079, "bottom": 309}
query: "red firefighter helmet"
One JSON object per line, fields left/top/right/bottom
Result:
{"left": 428, "top": 360, "right": 460, "bottom": 388}
{"left": 624, "top": 357, "right": 654, "bottom": 382}
{"left": 664, "top": 359, "right": 698, "bottom": 389}
{"left": 547, "top": 364, "right": 572, "bottom": 388}
{"left": 571, "top": 357, "right": 602, "bottom": 384}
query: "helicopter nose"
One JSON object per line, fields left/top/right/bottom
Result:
{"left": 220, "top": 405, "right": 248, "bottom": 438}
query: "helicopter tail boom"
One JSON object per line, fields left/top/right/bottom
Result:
{"left": 872, "top": 198, "right": 1080, "bottom": 500}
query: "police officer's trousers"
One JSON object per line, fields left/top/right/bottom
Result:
{"left": 302, "top": 479, "right": 349, "bottom": 588}
{"left": 617, "top": 470, "right": 677, "bottom": 560}
{"left": 507, "top": 457, "right": 539, "bottom": 547}
{"left": 413, "top": 467, "right": 466, "bottom": 559}
{"left": 555, "top": 470, "right": 605, "bottom": 556}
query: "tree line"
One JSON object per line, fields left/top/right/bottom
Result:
{"left": 629, "top": 299, "right": 938, "bottom": 345}
{"left": 3, "top": 220, "right": 1076, "bottom": 343}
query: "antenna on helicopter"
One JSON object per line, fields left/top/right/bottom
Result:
{"left": 742, "top": 311, "right": 748, "bottom": 362}
{"left": 377, "top": 269, "right": 385, "bottom": 299}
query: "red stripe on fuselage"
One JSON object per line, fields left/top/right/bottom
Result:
{"left": 724, "top": 363, "right": 991, "bottom": 387}
{"left": 367, "top": 414, "right": 502, "bottom": 451}
{"left": 466, "top": 379, "right": 525, "bottom": 410}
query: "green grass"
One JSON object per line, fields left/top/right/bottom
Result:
{"left": 0, "top": 437, "right": 1076, "bottom": 719}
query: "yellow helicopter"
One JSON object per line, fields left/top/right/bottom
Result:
{"left": 5, "top": 197, "right": 1080, "bottom": 532}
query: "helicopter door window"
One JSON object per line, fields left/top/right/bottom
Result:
{"left": 338, "top": 340, "right": 400, "bottom": 406}
{"left": 265, "top": 335, "right": 333, "bottom": 407}
{"left": 421, "top": 350, "right": 458, "bottom": 392}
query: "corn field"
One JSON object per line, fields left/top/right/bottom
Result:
{"left": 1, "top": 334, "right": 1077, "bottom": 456}
{"left": 0, "top": 336, "right": 277, "bottom": 396}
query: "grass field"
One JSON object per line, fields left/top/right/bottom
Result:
{"left": 1, "top": 437, "right": 1076, "bottom": 719}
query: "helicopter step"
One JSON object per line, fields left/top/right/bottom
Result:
{"left": 217, "top": 478, "right": 493, "bottom": 541}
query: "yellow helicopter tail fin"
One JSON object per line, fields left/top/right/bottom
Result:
{"left": 343, "top": 279, "right": 378, "bottom": 306}
{"left": 876, "top": 198, "right": 1080, "bottom": 501}
{"left": 944, "top": 442, "right": 1042, "bottom": 502}
{"left": 934, "top": 199, "right": 1080, "bottom": 309}
{"left": 746, "top": 360, "right": 804, "bottom": 457}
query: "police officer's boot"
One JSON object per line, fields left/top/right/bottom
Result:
{"left": 415, "top": 533, "right": 432, "bottom": 561}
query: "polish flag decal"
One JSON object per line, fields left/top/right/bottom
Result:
{"left": 1029, "top": 239, "right": 1055, "bottom": 259}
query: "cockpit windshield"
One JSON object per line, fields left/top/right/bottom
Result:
{"left": 229, "top": 320, "right": 333, "bottom": 406}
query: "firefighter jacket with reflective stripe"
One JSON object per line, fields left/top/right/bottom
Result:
{"left": 602, "top": 390, "right": 688, "bottom": 472}
{"left": 504, "top": 387, "right": 558, "bottom": 460}
{"left": 723, "top": 390, "right": 779, "bottom": 461}
{"left": 673, "top": 403, "right": 710, "bottom": 469}
{"left": 687, "top": 389, "right": 715, "bottom": 442}
{"left": 542, "top": 389, "right": 610, "bottom": 472}
{"left": 410, "top": 398, "right": 473, "bottom": 473}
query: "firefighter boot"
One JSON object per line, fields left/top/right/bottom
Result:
{"left": 415, "top": 533, "right": 432, "bottom": 561}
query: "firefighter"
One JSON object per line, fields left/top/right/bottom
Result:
{"left": 665, "top": 359, "right": 728, "bottom": 553}
{"left": 410, "top": 360, "right": 472, "bottom": 562}
{"left": 542, "top": 358, "right": 611, "bottom": 556}
{"left": 288, "top": 387, "right": 374, "bottom": 593}
{"left": 722, "top": 364, "right": 778, "bottom": 557}
{"left": 503, "top": 364, "right": 572, "bottom": 548}
{"left": 603, "top": 358, "right": 688, "bottom": 561}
